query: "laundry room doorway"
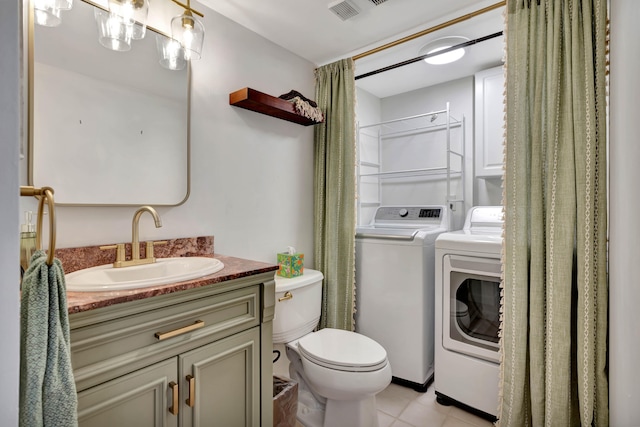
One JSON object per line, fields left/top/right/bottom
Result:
{"left": 354, "top": 3, "right": 506, "bottom": 230}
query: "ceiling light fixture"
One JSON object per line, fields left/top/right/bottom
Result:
{"left": 419, "top": 36, "right": 470, "bottom": 65}
{"left": 169, "top": 0, "right": 205, "bottom": 61}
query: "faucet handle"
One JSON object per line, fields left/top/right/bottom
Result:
{"left": 100, "top": 243, "right": 126, "bottom": 266}
{"left": 145, "top": 240, "right": 168, "bottom": 260}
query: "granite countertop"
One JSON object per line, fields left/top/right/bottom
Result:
{"left": 57, "top": 236, "right": 278, "bottom": 315}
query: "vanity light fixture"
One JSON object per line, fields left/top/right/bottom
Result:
{"left": 419, "top": 36, "right": 470, "bottom": 65}
{"left": 57, "top": 0, "right": 73, "bottom": 9}
{"left": 95, "top": 0, "right": 149, "bottom": 52}
{"left": 169, "top": 0, "right": 205, "bottom": 61}
{"left": 108, "top": 0, "right": 150, "bottom": 40}
{"left": 156, "top": 34, "right": 187, "bottom": 70}
{"left": 34, "top": 0, "right": 73, "bottom": 27}
{"left": 95, "top": 8, "right": 134, "bottom": 51}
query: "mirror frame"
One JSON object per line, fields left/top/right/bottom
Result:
{"left": 27, "top": 0, "right": 191, "bottom": 207}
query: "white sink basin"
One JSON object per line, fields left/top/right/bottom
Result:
{"left": 65, "top": 257, "right": 224, "bottom": 292}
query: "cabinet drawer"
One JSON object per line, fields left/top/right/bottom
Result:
{"left": 71, "top": 285, "right": 259, "bottom": 391}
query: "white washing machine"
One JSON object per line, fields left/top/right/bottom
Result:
{"left": 355, "top": 205, "right": 450, "bottom": 391}
{"left": 434, "top": 206, "right": 502, "bottom": 421}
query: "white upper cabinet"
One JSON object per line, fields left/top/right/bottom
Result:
{"left": 474, "top": 66, "right": 505, "bottom": 178}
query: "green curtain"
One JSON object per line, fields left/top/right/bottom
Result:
{"left": 499, "top": 1, "right": 608, "bottom": 426}
{"left": 313, "top": 58, "right": 357, "bottom": 331}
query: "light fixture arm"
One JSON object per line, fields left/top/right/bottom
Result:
{"left": 170, "top": 0, "right": 204, "bottom": 17}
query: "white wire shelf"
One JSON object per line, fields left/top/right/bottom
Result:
{"left": 356, "top": 102, "right": 465, "bottom": 225}
{"left": 359, "top": 161, "right": 380, "bottom": 168}
{"left": 379, "top": 121, "right": 463, "bottom": 139}
{"left": 359, "top": 167, "right": 463, "bottom": 179}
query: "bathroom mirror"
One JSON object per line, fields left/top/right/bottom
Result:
{"left": 29, "top": 0, "right": 190, "bottom": 206}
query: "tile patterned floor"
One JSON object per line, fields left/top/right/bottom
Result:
{"left": 293, "top": 381, "right": 495, "bottom": 427}
{"left": 376, "top": 383, "right": 495, "bottom": 427}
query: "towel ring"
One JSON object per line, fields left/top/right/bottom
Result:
{"left": 20, "top": 186, "right": 56, "bottom": 266}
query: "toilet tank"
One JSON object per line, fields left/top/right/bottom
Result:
{"left": 273, "top": 269, "right": 323, "bottom": 344}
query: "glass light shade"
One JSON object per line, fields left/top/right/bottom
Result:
{"left": 171, "top": 12, "right": 204, "bottom": 61}
{"left": 34, "top": 0, "right": 62, "bottom": 27}
{"left": 56, "top": 0, "right": 73, "bottom": 10}
{"left": 420, "top": 36, "right": 469, "bottom": 65}
{"left": 95, "top": 8, "right": 133, "bottom": 52}
{"left": 156, "top": 34, "right": 186, "bottom": 71}
{"left": 108, "top": 0, "right": 149, "bottom": 40}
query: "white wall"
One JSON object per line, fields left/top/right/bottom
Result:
{"left": 609, "top": 1, "right": 640, "bottom": 425}
{"left": 0, "top": 0, "right": 22, "bottom": 423}
{"left": 356, "top": 86, "right": 382, "bottom": 126}
{"left": 20, "top": 1, "right": 317, "bottom": 267}
{"left": 355, "top": 87, "right": 382, "bottom": 225}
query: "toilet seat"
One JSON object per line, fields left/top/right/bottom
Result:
{"left": 298, "top": 328, "right": 388, "bottom": 372}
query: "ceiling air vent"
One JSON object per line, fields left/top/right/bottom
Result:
{"left": 328, "top": 0, "right": 360, "bottom": 21}
{"left": 368, "top": 0, "right": 389, "bottom": 4}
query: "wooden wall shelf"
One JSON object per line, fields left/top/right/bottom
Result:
{"left": 229, "top": 87, "right": 322, "bottom": 126}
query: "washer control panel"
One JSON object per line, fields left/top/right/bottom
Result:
{"left": 372, "top": 206, "right": 447, "bottom": 228}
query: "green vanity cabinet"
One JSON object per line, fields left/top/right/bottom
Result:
{"left": 77, "top": 357, "right": 179, "bottom": 427}
{"left": 69, "top": 273, "right": 276, "bottom": 427}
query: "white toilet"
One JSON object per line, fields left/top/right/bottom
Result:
{"left": 273, "top": 269, "right": 392, "bottom": 427}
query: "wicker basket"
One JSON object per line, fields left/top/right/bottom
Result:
{"left": 273, "top": 375, "right": 298, "bottom": 427}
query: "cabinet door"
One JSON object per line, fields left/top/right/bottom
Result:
{"left": 180, "top": 327, "right": 261, "bottom": 427}
{"left": 475, "top": 66, "right": 505, "bottom": 178}
{"left": 77, "top": 358, "right": 179, "bottom": 427}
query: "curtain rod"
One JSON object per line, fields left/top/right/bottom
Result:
{"left": 351, "top": 1, "right": 506, "bottom": 62}
{"left": 354, "top": 31, "right": 503, "bottom": 81}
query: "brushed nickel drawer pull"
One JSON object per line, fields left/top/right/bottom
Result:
{"left": 186, "top": 375, "right": 195, "bottom": 407}
{"left": 278, "top": 291, "right": 293, "bottom": 302}
{"left": 155, "top": 320, "right": 205, "bottom": 341}
{"left": 169, "top": 381, "right": 179, "bottom": 415}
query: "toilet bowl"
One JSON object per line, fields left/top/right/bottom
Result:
{"left": 273, "top": 269, "right": 392, "bottom": 427}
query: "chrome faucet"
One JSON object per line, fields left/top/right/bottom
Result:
{"left": 131, "top": 205, "right": 162, "bottom": 262}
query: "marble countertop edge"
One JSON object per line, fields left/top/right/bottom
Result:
{"left": 56, "top": 236, "right": 279, "bottom": 315}
{"left": 66, "top": 254, "right": 278, "bottom": 314}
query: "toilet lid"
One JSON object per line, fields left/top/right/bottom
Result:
{"left": 297, "top": 329, "right": 388, "bottom": 372}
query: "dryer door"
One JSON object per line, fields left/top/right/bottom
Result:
{"left": 442, "top": 254, "right": 501, "bottom": 363}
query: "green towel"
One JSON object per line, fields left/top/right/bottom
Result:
{"left": 20, "top": 250, "right": 77, "bottom": 427}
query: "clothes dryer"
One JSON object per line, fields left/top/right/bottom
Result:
{"left": 434, "top": 206, "right": 502, "bottom": 421}
{"left": 355, "top": 205, "right": 450, "bottom": 391}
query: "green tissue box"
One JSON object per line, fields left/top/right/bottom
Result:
{"left": 277, "top": 252, "right": 304, "bottom": 278}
